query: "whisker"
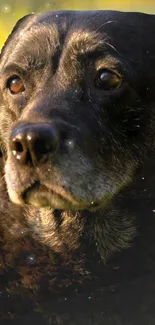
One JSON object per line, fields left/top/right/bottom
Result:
{"left": 95, "top": 20, "right": 117, "bottom": 33}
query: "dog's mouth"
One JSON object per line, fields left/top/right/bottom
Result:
{"left": 21, "top": 181, "right": 90, "bottom": 210}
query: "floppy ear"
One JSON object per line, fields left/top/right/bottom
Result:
{"left": 0, "top": 14, "right": 35, "bottom": 58}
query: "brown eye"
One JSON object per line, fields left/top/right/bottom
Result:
{"left": 95, "top": 69, "right": 123, "bottom": 90}
{"left": 7, "top": 75, "right": 25, "bottom": 95}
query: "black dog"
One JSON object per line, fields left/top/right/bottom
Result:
{"left": 1, "top": 10, "right": 155, "bottom": 324}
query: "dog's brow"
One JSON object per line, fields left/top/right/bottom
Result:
{"left": 66, "top": 30, "right": 106, "bottom": 55}
{"left": 2, "top": 63, "right": 26, "bottom": 76}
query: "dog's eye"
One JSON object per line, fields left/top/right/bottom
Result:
{"left": 95, "top": 69, "right": 123, "bottom": 90}
{"left": 7, "top": 75, "right": 25, "bottom": 95}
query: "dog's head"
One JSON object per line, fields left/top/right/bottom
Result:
{"left": 0, "top": 10, "right": 155, "bottom": 210}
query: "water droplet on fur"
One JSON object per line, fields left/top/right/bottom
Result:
{"left": 113, "top": 265, "right": 120, "bottom": 270}
{"left": 66, "top": 140, "right": 75, "bottom": 149}
{"left": 36, "top": 212, "right": 40, "bottom": 222}
{"left": 27, "top": 254, "right": 36, "bottom": 264}
{"left": 19, "top": 31, "right": 24, "bottom": 37}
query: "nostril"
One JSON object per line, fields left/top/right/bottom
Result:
{"left": 12, "top": 140, "right": 24, "bottom": 153}
{"left": 33, "top": 138, "right": 54, "bottom": 156}
{"left": 11, "top": 138, "right": 27, "bottom": 163}
{"left": 26, "top": 130, "right": 58, "bottom": 157}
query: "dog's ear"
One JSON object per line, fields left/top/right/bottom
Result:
{"left": 0, "top": 14, "right": 35, "bottom": 58}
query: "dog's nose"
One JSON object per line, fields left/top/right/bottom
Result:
{"left": 10, "top": 123, "right": 59, "bottom": 165}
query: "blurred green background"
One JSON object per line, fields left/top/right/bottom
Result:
{"left": 0, "top": 0, "right": 155, "bottom": 48}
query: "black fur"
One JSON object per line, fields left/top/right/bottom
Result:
{"left": 0, "top": 10, "right": 155, "bottom": 324}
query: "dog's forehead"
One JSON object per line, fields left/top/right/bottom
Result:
{"left": 1, "top": 10, "right": 155, "bottom": 73}
{"left": 0, "top": 16, "right": 110, "bottom": 71}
